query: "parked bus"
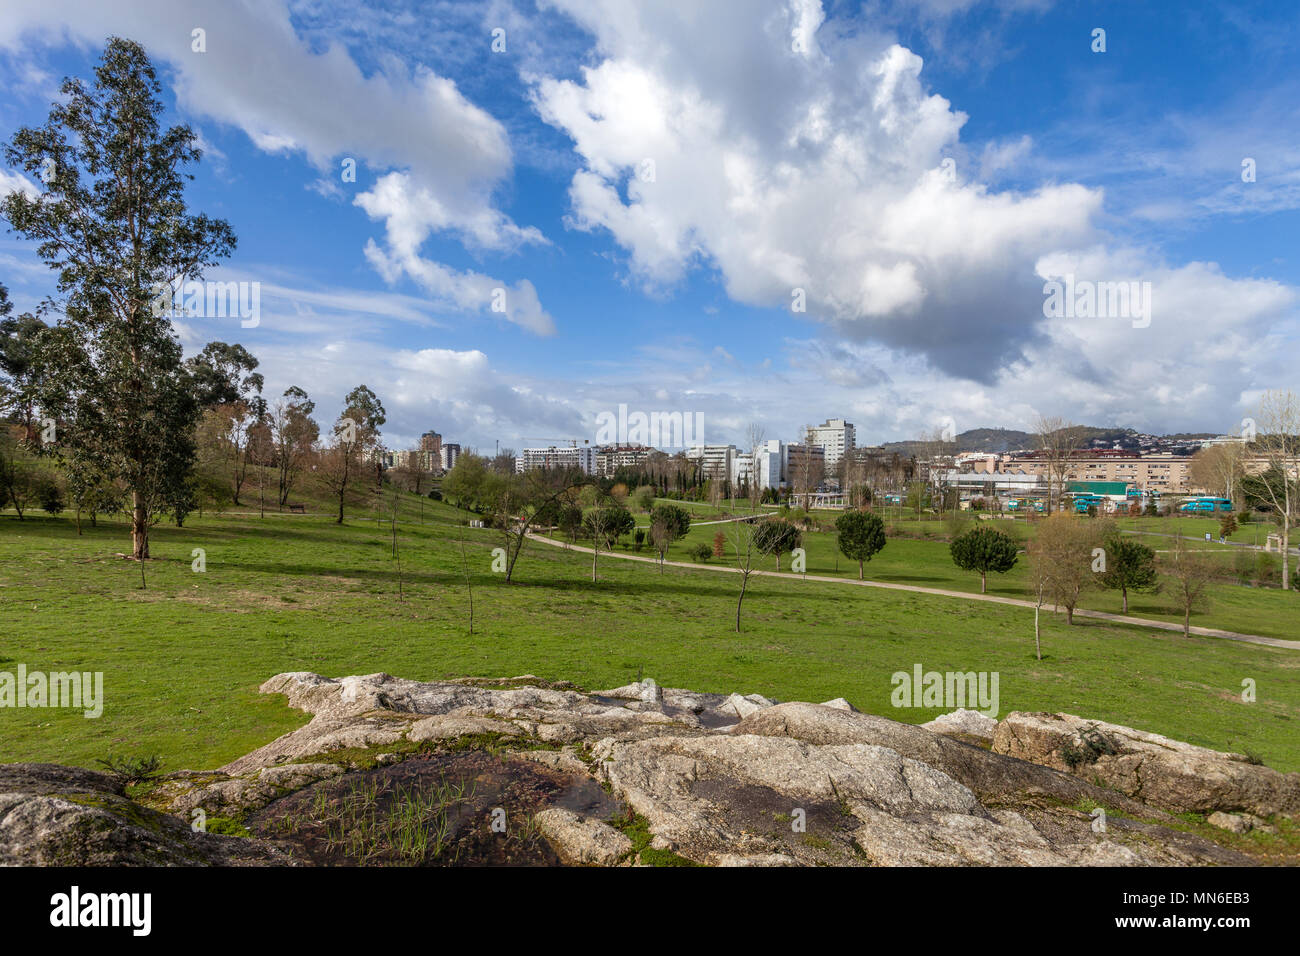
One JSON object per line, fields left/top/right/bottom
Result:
{"left": 1072, "top": 494, "right": 1107, "bottom": 514}
{"left": 1178, "top": 497, "right": 1233, "bottom": 513}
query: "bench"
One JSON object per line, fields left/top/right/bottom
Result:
{"left": 288, "top": 504, "right": 306, "bottom": 514}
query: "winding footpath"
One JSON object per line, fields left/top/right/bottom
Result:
{"left": 528, "top": 532, "right": 1300, "bottom": 651}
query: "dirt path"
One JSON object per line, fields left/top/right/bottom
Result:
{"left": 528, "top": 533, "right": 1300, "bottom": 651}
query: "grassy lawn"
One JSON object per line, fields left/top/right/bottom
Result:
{"left": 2, "top": 491, "right": 1298, "bottom": 776}
{"left": 601, "top": 508, "right": 1298, "bottom": 641}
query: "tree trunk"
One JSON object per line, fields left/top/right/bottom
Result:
{"left": 858, "top": 559, "right": 863, "bottom": 580}
{"left": 1121, "top": 587, "right": 1128, "bottom": 614}
{"left": 735, "top": 575, "right": 749, "bottom": 632}
{"left": 1034, "top": 599, "right": 1042, "bottom": 660}
{"left": 1065, "top": 605, "right": 1074, "bottom": 625}
{"left": 980, "top": 570, "right": 986, "bottom": 593}
{"left": 1283, "top": 523, "right": 1291, "bottom": 591}
{"left": 131, "top": 491, "right": 149, "bottom": 560}
{"left": 1184, "top": 606, "right": 1191, "bottom": 637}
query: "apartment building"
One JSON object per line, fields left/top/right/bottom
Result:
{"left": 1007, "top": 451, "right": 1194, "bottom": 493}
{"left": 786, "top": 443, "right": 827, "bottom": 489}
{"left": 806, "top": 418, "right": 856, "bottom": 470}
{"left": 686, "top": 444, "right": 736, "bottom": 484}
{"left": 516, "top": 445, "right": 597, "bottom": 475}
{"left": 440, "top": 443, "right": 461, "bottom": 471}
{"left": 595, "top": 444, "right": 654, "bottom": 476}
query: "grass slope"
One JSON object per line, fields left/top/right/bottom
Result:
{"left": 1, "top": 492, "right": 1297, "bottom": 774}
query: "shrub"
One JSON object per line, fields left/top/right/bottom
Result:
{"left": 688, "top": 543, "right": 712, "bottom": 562}
{"left": 38, "top": 479, "right": 65, "bottom": 516}
{"left": 97, "top": 753, "right": 163, "bottom": 786}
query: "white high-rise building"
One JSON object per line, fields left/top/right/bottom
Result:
{"left": 806, "top": 418, "right": 856, "bottom": 470}
{"left": 516, "top": 445, "right": 596, "bottom": 475}
{"left": 687, "top": 444, "right": 736, "bottom": 484}
{"left": 754, "top": 439, "right": 787, "bottom": 489}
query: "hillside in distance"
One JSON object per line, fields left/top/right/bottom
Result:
{"left": 878, "top": 426, "right": 1219, "bottom": 457}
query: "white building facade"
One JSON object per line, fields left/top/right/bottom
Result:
{"left": 516, "top": 445, "right": 596, "bottom": 475}
{"left": 806, "top": 418, "right": 856, "bottom": 471}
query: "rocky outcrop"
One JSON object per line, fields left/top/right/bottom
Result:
{"left": 533, "top": 808, "right": 633, "bottom": 865}
{"left": 0, "top": 763, "right": 291, "bottom": 866}
{"left": 1, "top": 675, "right": 1281, "bottom": 867}
{"left": 992, "top": 712, "right": 1300, "bottom": 817}
{"left": 922, "top": 708, "right": 998, "bottom": 743}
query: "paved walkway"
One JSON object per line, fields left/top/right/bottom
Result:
{"left": 1119, "top": 527, "right": 1298, "bottom": 556}
{"left": 529, "top": 533, "right": 1300, "bottom": 651}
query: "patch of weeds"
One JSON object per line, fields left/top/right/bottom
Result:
{"left": 62, "top": 792, "right": 171, "bottom": 835}
{"left": 317, "top": 774, "right": 478, "bottom": 865}
{"left": 827, "top": 777, "right": 854, "bottom": 817}
{"left": 802, "top": 833, "right": 833, "bottom": 851}
{"left": 203, "top": 816, "right": 251, "bottom": 838}
{"left": 607, "top": 808, "right": 700, "bottom": 867}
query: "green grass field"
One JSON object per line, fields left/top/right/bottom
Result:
{"left": 2, "top": 489, "right": 1298, "bottom": 776}
{"left": 603, "top": 506, "right": 1298, "bottom": 641}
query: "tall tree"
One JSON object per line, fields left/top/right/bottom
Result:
{"left": 0, "top": 284, "right": 47, "bottom": 440}
{"left": 1252, "top": 390, "right": 1299, "bottom": 590}
{"left": 184, "top": 341, "right": 262, "bottom": 410}
{"left": 270, "top": 386, "right": 318, "bottom": 507}
{"left": 1187, "top": 441, "right": 1245, "bottom": 502}
{"left": 1, "top": 38, "right": 236, "bottom": 559}
{"left": 1033, "top": 414, "right": 1081, "bottom": 514}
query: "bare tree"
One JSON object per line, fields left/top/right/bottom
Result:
{"left": 792, "top": 427, "right": 824, "bottom": 510}
{"left": 318, "top": 415, "right": 369, "bottom": 524}
{"left": 727, "top": 517, "right": 759, "bottom": 632}
{"left": 1165, "top": 532, "right": 1215, "bottom": 636}
{"left": 1028, "top": 512, "right": 1101, "bottom": 625}
{"left": 270, "top": 387, "right": 318, "bottom": 508}
{"left": 649, "top": 514, "right": 673, "bottom": 574}
{"left": 745, "top": 423, "right": 765, "bottom": 513}
{"left": 1033, "top": 414, "right": 1082, "bottom": 513}
{"left": 1187, "top": 440, "right": 1245, "bottom": 501}
{"left": 1252, "top": 390, "right": 1299, "bottom": 589}
{"left": 489, "top": 466, "right": 585, "bottom": 583}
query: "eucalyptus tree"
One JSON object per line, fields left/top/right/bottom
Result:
{"left": 0, "top": 283, "right": 48, "bottom": 440}
{"left": 1, "top": 38, "right": 236, "bottom": 559}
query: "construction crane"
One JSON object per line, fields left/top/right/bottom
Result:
{"left": 522, "top": 437, "right": 589, "bottom": 447}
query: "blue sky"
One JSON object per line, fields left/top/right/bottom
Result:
{"left": 0, "top": 0, "right": 1296, "bottom": 453}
